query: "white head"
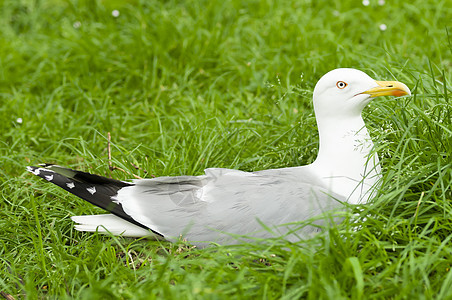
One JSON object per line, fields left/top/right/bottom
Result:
{"left": 313, "top": 68, "right": 411, "bottom": 119}
{"left": 310, "top": 68, "right": 411, "bottom": 204}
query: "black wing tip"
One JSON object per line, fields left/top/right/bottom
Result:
{"left": 27, "top": 164, "right": 131, "bottom": 186}
{"left": 27, "top": 165, "right": 40, "bottom": 171}
{"left": 26, "top": 165, "right": 55, "bottom": 180}
{"left": 27, "top": 165, "right": 55, "bottom": 173}
{"left": 26, "top": 164, "right": 163, "bottom": 237}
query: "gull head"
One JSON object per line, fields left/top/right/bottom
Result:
{"left": 313, "top": 68, "right": 411, "bottom": 119}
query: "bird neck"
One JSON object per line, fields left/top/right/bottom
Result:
{"left": 311, "top": 115, "right": 381, "bottom": 204}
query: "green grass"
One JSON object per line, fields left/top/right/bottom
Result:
{"left": 0, "top": 0, "right": 451, "bottom": 298}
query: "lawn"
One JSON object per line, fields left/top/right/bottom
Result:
{"left": 0, "top": 0, "right": 451, "bottom": 298}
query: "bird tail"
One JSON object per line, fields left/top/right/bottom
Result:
{"left": 27, "top": 164, "right": 162, "bottom": 237}
{"left": 71, "top": 214, "right": 155, "bottom": 238}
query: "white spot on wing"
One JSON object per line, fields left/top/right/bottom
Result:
{"left": 111, "top": 195, "right": 120, "bottom": 204}
{"left": 45, "top": 174, "right": 54, "bottom": 181}
{"left": 37, "top": 167, "right": 54, "bottom": 174}
{"left": 87, "top": 187, "right": 96, "bottom": 194}
{"left": 66, "top": 182, "right": 75, "bottom": 189}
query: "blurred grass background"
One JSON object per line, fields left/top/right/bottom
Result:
{"left": 0, "top": 0, "right": 451, "bottom": 298}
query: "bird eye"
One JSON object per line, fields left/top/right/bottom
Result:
{"left": 336, "top": 81, "right": 348, "bottom": 89}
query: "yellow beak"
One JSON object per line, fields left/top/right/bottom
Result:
{"left": 361, "top": 81, "right": 411, "bottom": 98}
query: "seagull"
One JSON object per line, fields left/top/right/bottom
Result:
{"left": 27, "top": 68, "right": 410, "bottom": 246}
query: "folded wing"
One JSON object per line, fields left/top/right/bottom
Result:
{"left": 114, "top": 167, "right": 344, "bottom": 244}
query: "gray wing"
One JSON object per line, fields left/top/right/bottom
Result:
{"left": 115, "top": 167, "right": 345, "bottom": 245}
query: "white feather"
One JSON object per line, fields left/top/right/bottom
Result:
{"left": 71, "top": 214, "right": 156, "bottom": 238}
